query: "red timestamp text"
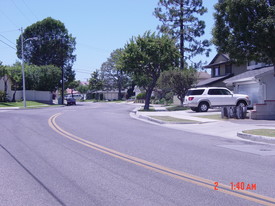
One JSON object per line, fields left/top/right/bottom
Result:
{"left": 230, "top": 182, "right": 257, "bottom": 190}
{"left": 213, "top": 182, "right": 257, "bottom": 191}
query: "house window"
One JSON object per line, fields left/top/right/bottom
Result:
{"left": 225, "top": 64, "right": 232, "bottom": 74}
{"left": 214, "top": 67, "right": 220, "bottom": 77}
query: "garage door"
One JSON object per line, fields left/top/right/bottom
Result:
{"left": 237, "top": 83, "right": 263, "bottom": 107}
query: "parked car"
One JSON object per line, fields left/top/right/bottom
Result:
{"left": 65, "top": 94, "right": 83, "bottom": 100}
{"left": 184, "top": 87, "right": 250, "bottom": 112}
{"left": 66, "top": 97, "right": 76, "bottom": 106}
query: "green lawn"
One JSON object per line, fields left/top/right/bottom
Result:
{"left": 166, "top": 105, "right": 189, "bottom": 111}
{"left": 149, "top": 115, "right": 199, "bottom": 123}
{"left": 138, "top": 107, "right": 155, "bottom": 112}
{"left": 0, "top": 101, "right": 55, "bottom": 108}
{"left": 243, "top": 129, "right": 275, "bottom": 138}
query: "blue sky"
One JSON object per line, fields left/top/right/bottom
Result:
{"left": 0, "top": 0, "right": 217, "bottom": 81}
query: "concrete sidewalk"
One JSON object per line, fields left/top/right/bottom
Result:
{"left": 0, "top": 107, "right": 20, "bottom": 110}
{"left": 132, "top": 105, "right": 275, "bottom": 144}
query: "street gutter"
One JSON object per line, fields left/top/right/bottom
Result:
{"left": 237, "top": 132, "right": 275, "bottom": 144}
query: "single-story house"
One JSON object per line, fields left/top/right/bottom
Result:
{"left": 0, "top": 75, "right": 13, "bottom": 100}
{"left": 196, "top": 71, "right": 211, "bottom": 86}
{"left": 133, "top": 86, "right": 142, "bottom": 98}
{"left": 196, "top": 71, "right": 211, "bottom": 84}
{"left": 1, "top": 75, "right": 52, "bottom": 103}
{"left": 91, "top": 90, "right": 127, "bottom": 101}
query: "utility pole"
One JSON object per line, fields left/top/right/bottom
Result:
{"left": 180, "top": 0, "right": 184, "bottom": 70}
{"left": 20, "top": 28, "right": 39, "bottom": 108}
{"left": 61, "top": 67, "right": 64, "bottom": 105}
{"left": 21, "top": 27, "right": 27, "bottom": 108}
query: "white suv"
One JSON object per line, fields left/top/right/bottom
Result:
{"left": 184, "top": 87, "right": 250, "bottom": 112}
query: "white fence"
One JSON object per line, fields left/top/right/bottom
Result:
{"left": 11, "top": 90, "right": 52, "bottom": 103}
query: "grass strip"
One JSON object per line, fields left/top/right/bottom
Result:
{"left": 243, "top": 129, "right": 275, "bottom": 138}
{"left": 0, "top": 101, "right": 54, "bottom": 108}
{"left": 166, "top": 106, "right": 189, "bottom": 111}
{"left": 149, "top": 115, "right": 198, "bottom": 123}
{"left": 138, "top": 108, "right": 155, "bottom": 112}
{"left": 195, "top": 114, "right": 224, "bottom": 120}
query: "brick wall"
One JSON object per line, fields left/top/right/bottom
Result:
{"left": 251, "top": 100, "right": 275, "bottom": 120}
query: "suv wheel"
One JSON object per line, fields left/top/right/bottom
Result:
{"left": 198, "top": 102, "right": 209, "bottom": 112}
{"left": 237, "top": 101, "right": 247, "bottom": 107}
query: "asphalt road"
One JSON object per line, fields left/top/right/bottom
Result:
{"left": 0, "top": 102, "right": 275, "bottom": 206}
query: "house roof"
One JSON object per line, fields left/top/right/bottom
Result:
{"left": 197, "top": 71, "right": 211, "bottom": 80}
{"left": 66, "top": 88, "right": 79, "bottom": 94}
{"left": 203, "top": 53, "right": 231, "bottom": 68}
{"left": 224, "top": 66, "right": 274, "bottom": 85}
{"left": 80, "top": 81, "right": 89, "bottom": 85}
{"left": 196, "top": 74, "right": 232, "bottom": 87}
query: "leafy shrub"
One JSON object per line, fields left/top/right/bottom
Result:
{"left": 164, "top": 92, "right": 174, "bottom": 102}
{"left": 136, "top": 92, "right": 146, "bottom": 100}
{"left": 0, "top": 91, "right": 7, "bottom": 102}
{"left": 86, "top": 93, "right": 93, "bottom": 100}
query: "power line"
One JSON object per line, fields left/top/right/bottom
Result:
{"left": 0, "top": 39, "right": 16, "bottom": 50}
{"left": 0, "top": 34, "right": 16, "bottom": 46}
{"left": 78, "top": 42, "right": 111, "bottom": 54}
{"left": 21, "top": 0, "right": 38, "bottom": 21}
{"left": 0, "top": 29, "right": 20, "bottom": 34}
{"left": 0, "top": 8, "right": 19, "bottom": 28}
{"left": 11, "top": 0, "right": 32, "bottom": 24}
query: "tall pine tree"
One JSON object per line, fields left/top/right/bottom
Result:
{"left": 154, "top": 0, "right": 210, "bottom": 70}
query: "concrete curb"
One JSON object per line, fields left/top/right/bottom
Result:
{"left": 133, "top": 107, "right": 197, "bottom": 124}
{"left": 137, "top": 114, "right": 201, "bottom": 124}
{"left": 237, "top": 132, "right": 275, "bottom": 144}
{"left": 0, "top": 107, "right": 20, "bottom": 110}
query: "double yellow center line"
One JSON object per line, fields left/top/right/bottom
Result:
{"left": 48, "top": 113, "right": 275, "bottom": 205}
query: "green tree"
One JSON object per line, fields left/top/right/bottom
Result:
{"left": 154, "top": 0, "right": 210, "bottom": 70}
{"left": 89, "top": 70, "right": 103, "bottom": 100}
{"left": 212, "top": 0, "right": 275, "bottom": 71}
{"left": 76, "top": 84, "right": 89, "bottom": 95}
{"left": 158, "top": 67, "right": 197, "bottom": 106}
{"left": 24, "top": 64, "right": 61, "bottom": 91}
{"left": 16, "top": 17, "right": 76, "bottom": 84}
{"left": 121, "top": 32, "right": 180, "bottom": 110}
{"left": 89, "top": 70, "right": 103, "bottom": 91}
{"left": 0, "top": 61, "right": 4, "bottom": 78}
{"left": 100, "top": 49, "right": 130, "bottom": 100}
{"left": 68, "top": 80, "right": 80, "bottom": 97}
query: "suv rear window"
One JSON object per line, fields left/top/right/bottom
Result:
{"left": 186, "top": 89, "right": 204, "bottom": 96}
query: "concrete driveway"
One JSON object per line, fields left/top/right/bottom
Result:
{"left": 132, "top": 106, "right": 275, "bottom": 144}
